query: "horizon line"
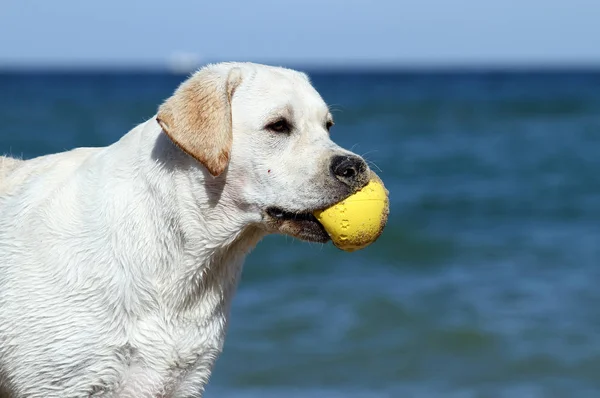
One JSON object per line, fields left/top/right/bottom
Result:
{"left": 2, "top": 59, "right": 600, "bottom": 74}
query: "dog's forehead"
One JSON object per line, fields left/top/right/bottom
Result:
{"left": 237, "top": 66, "right": 328, "bottom": 119}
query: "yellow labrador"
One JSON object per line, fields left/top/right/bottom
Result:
{"left": 0, "top": 62, "right": 370, "bottom": 397}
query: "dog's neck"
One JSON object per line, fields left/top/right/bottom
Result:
{"left": 105, "top": 119, "right": 265, "bottom": 313}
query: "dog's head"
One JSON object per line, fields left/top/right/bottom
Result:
{"left": 157, "top": 62, "right": 370, "bottom": 243}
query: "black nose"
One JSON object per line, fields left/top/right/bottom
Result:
{"left": 330, "top": 154, "right": 368, "bottom": 186}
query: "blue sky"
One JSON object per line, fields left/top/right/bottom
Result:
{"left": 1, "top": 0, "right": 598, "bottom": 68}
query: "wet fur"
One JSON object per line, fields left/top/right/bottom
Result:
{"left": 0, "top": 62, "right": 369, "bottom": 397}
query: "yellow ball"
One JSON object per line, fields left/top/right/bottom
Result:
{"left": 314, "top": 173, "right": 389, "bottom": 252}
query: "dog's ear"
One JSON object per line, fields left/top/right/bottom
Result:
{"left": 156, "top": 66, "right": 243, "bottom": 177}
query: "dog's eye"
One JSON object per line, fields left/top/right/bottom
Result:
{"left": 326, "top": 121, "right": 334, "bottom": 132}
{"left": 266, "top": 119, "right": 291, "bottom": 134}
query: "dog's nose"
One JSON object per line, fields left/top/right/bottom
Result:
{"left": 330, "top": 155, "right": 368, "bottom": 186}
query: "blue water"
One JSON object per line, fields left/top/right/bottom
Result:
{"left": 2, "top": 70, "right": 600, "bottom": 397}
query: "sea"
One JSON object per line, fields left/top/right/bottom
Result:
{"left": 1, "top": 69, "right": 599, "bottom": 398}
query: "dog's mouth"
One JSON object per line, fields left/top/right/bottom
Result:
{"left": 265, "top": 206, "right": 329, "bottom": 243}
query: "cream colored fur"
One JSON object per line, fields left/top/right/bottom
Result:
{"left": 0, "top": 156, "right": 22, "bottom": 193}
{"left": 0, "top": 62, "right": 369, "bottom": 397}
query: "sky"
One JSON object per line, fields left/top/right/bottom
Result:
{"left": 1, "top": 0, "right": 599, "bottom": 69}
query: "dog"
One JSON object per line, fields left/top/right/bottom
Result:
{"left": 0, "top": 62, "right": 371, "bottom": 397}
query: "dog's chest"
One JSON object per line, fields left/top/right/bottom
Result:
{"left": 129, "top": 315, "right": 226, "bottom": 394}
{"left": 107, "top": 297, "right": 231, "bottom": 398}
{"left": 94, "top": 259, "right": 243, "bottom": 397}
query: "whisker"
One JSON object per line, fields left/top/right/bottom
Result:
{"left": 327, "top": 104, "right": 344, "bottom": 114}
{"left": 360, "top": 149, "right": 379, "bottom": 158}
{"left": 361, "top": 155, "right": 383, "bottom": 173}
{"left": 365, "top": 159, "right": 383, "bottom": 173}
